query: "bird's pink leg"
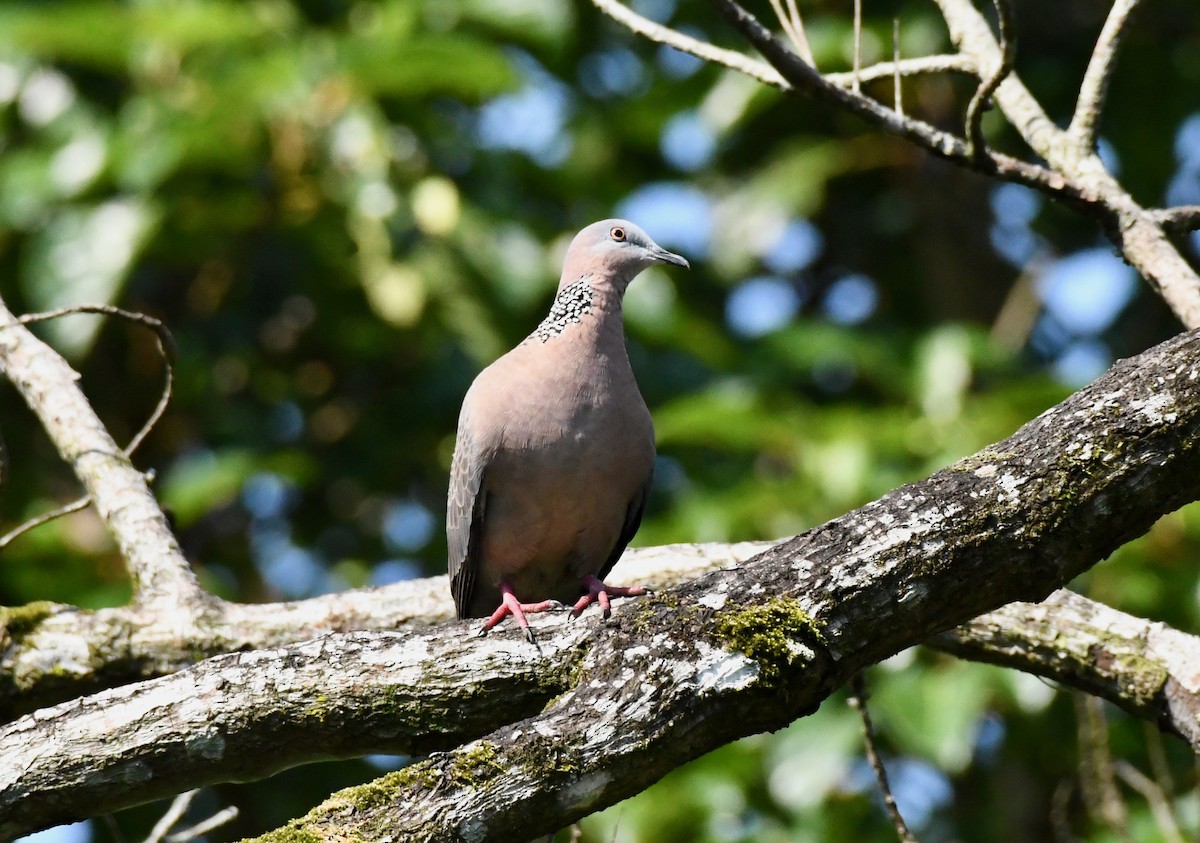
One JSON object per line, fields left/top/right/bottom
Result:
{"left": 478, "top": 580, "right": 563, "bottom": 643}
{"left": 570, "top": 574, "right": 650, "bottom": 620}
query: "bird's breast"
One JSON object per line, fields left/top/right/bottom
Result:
{"left": 481, "top": 338, "right": 649, "bottom": 451}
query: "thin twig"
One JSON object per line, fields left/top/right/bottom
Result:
{"left": 852, "top": 0, "right": 863, "bottom": 93}
{"left": 706, "top": 0, "right": 1080, "bottom": 201}
{"left": 784, "top": 0, "right": 815, "bottom": 65}
{"left": 1142, "top": 721, "right": 1175, "bottom": 798}
{"left": 964, "top": 0, "right": 1016, "bottom": 160}
{"left": 103, "top": 814, "right": 127, "bottom": 843}
{"left": 18, "top": 305, "right": 176, "bottom": 457}
{"left": 144, "top": 790, "right": 198, "bottom": 843}
{"left": 768, "top": 0, "right": 798, "bottom": 52}
{"left": 0, "top": 304, "right": 175, "bottom": 551}
{"left": 1075, "top": 694, "right": 1131, "bottom": 840}
{"left": 1114, "top": 761, "right": 1185, "bottom": 843}
{"left": 1068, "top": 0, "right": 1142, "bottom": 150}
{"left": 849, "top": 674, "right": 919, "bottom": 843}
{"left": 825, "top": 54, "right": 975, "bottom": 86}
{"left": 590, "top": 0, "right": 788, "bottom": 88}
{"left": 1050, "top": 780, "right": 1077, "bottom": 843}
{"left": 892, "top": 18, "right": 902, "bottom": 114}
{"left": 165, "top": 806, "right": 239, "bottom": 843}
{"left": 0, "top": 496, "right": 92, "bottom": 550}
{"left": 608, "top": 811, "right": 624, "bottom": 843}
{"left": 768, "top": 0, "right": 814, "bottom": 66}
{"left": 990, "top": 250, "right": 1051, "bottom": 352}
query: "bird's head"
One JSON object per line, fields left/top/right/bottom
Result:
{"left": 560, "top": 218, "right": 689, "bottom": 291}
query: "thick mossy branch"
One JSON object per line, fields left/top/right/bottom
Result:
{"left": 236, "top": 329, "right": 1200, "bottom": 842}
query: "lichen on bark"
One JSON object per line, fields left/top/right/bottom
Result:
{"left": 713, "top": 597, "right": 826, "bottom": 684}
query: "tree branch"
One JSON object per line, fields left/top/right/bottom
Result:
{"left": 594, "top": 0, "right": 1200, "bottom": 328}
{"left": 0, "top": 622, "right": 588, "bottom": 838}
{"left": 8, "top": 328, "right": 1200, "bottom": 839}
{"left": 964, "top": 0, "right": 1015, "bottom": 160}
{"left": 0, "top": 542, "right": 768, "bottom": 721}
{"left": 931, "top": 0, "right": 1200, "bottom": 329}
{"left": 1150, "top": 205, "right": 1200, "bottom": 235}
{"left": 1, "top": 305, "right": 175, "bottom": 551}
{"left": 243, "top": 328, "right": 1200, "bottom": 841}
{"left": 589, "top": 0, "right": 976, "bottom": 93}
{"left": 704, "top": 0, "right": 1082, "bottom": 201}
{"left": 591, "top": 0, "right": 787, "bottom": 89}
{"left": 1068, "top": 0, "right": 1143, "bottom": 150}
{"left": 933, "top": 590, "right": 1200, "bottom": 748}
{"left": 0, "top": 298, "right": 204, "bottom": 609}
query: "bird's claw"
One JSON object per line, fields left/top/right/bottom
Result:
{"left": 569, "top": 575, "right": 650, "bottom": 620}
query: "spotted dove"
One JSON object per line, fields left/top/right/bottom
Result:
{"left": 447, "top": 219, "right": 689, "bottom": 642}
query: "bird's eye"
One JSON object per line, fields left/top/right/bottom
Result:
{"left": 609, "top": 226, "right": 626, "bottom": 241}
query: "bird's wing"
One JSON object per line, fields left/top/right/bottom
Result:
{"left": 447, "top": 417, "right": 488, "bottom": 618}
{"left": 597, "top": 468, "right": 653, "bottom": 583}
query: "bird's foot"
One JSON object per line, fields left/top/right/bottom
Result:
{"left": 476, "top": 582, "right": 564, "bottom": 644}
{"left": 569, "top": 574, "right": 651, "bottom": 620}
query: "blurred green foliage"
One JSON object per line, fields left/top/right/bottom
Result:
{"left": 2, "top": 0, "right": 1200, "bottom": 840}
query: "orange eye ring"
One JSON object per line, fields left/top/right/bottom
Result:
{"left": 609, "top": 226, "right": 626, "bottom": 241}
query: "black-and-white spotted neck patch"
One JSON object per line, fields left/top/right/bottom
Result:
{"left": 529, "top": 277, "right": 593, "bottom": 343}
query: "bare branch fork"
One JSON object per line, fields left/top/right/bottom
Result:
{"left": 0, "top": 299, "right": 200, "bottom": 607}
{"left": 963, "top": 0, "right": 1015, "bottom": 161}
{"left": 8, "top": 327, "right": 1200, "bottom": 839}
{"left": 0, "top": 304, "right": 177, "bottom": 551}
{"left": 142, "top": 790, "right": 239, "bottom": 843}
{"left": 591, "top": 0, "right": 1200, "bottom": 329}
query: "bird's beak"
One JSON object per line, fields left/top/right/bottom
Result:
{"left": 649, "top": 245, "right": 690, "bottom": 269}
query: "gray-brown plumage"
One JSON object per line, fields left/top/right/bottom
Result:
{"left": 447, "top": 219, "right": 689, "bottom": 641}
